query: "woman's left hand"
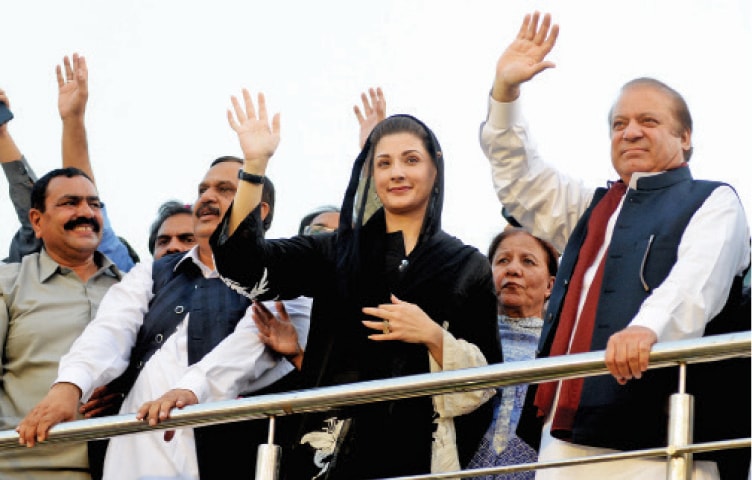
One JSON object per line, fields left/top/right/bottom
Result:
{"left": 363, "top": 294, "right": 446, "bottom": 367}
{"left": 362, "top": 294, "right": 442, "bottom": 345}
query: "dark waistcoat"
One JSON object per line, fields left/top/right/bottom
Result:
{"left": 518, "top": 167, "right": 735, "bottom": 451}
{"left": 110, "top": 252, "right": 251, "bottom": 393}
{"left": 106, "top": 252, "right": 256, "bottom": 478}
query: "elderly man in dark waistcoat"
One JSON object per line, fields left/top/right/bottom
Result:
{"left": 479, "top": 12, "right": 750, "bottom": 480}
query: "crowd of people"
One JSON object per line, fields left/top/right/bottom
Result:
{"left": 1, "top": 11, "right": 750, "bottom": 480}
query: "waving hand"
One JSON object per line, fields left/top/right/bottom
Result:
{"left": 492, "top": 12, "right": 559, "bottom": 102}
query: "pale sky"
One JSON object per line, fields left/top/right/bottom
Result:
{"left": 2, "top": 0, "right": 751, "bottom": 261}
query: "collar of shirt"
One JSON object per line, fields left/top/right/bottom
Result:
{"left": 629, "top": 171, "right": 663, "bottom": 189}
{"left": 173, "top": 245, "right": 219, "bottom": 279}
{"left": 38, "top": 247, "right": 121, "bottom": 283}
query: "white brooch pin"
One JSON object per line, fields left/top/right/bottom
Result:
{"left": 220, "top": 268, "right": 269, "bottom": 301}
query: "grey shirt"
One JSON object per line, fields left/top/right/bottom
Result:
{"left": 1, "top": 157, "right": 36, "bottom": 264}
{"left": 0, "top": 248, "right": 121, "bottom": 479}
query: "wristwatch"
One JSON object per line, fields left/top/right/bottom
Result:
{"left": 237, "top": 169, "right": 265, "bottom": 185}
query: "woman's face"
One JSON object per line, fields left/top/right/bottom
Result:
{"left": 491, "top": 231, "right": 555, "bottom": 319}
{"left": 372, "top": 132, "right": 437, "bottom": 218}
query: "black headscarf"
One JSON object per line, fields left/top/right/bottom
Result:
{"left": 212, "top": 114, "right": 501, "bottom": 477}
{"left": 335, "top": 114, "right": 444, "bottom": 303}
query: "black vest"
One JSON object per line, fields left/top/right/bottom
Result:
{"left": 104, "top": 252, "right": 258, "bottom": 479}
{"left": 519, "top": 168, "right": 748, "bottom": 454}
{"left": 109, "top": 252, "right": 251, "bottom": 395}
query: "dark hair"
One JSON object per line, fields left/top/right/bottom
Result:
{"left": 31, "top": 167, "right": 94, "bottom": 212}
{"left": 208, "top": 155, "right": 275, "bottom": 231}
{"left": 368, "top": 116, "right": 437, "bottom": 163}
{"left": 259, "top": 176, "right": 275, "bottom": 231}
{"left": 487, "top": 227, "right": 559, "bottom": 277}
{"left": 298, "top": 205, "right": 340, "bottom": 235}
{"left": 210, "top": 155, "right": 243, "bottom": 167}
{"left": 609, "top": 77, "right": 694, "bottom": 161}
{"left": 148, "top": 200, "right": 193, "bottom": 254}
{"left": 360, "top": 115, "right": 443, "bottom": 236}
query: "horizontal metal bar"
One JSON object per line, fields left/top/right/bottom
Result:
{"left": 0, "top": 332, "right": 748, "bottom": 450}
{"left": 390, "top": 438, "right": 752, "bottom": 480}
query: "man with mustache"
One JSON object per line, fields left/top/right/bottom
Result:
{"left": 18, "top": 156, "right": 311, "bottom": 480}
{"left": 480, "top": 12, "right": 750, "bottom": 480}
{"left": 1, "top": 53, "right": 136, "bottom": 272}
{"left": 0, "top": 166, "right": 122, "bottom": 479}
{"left": 0, "top": 53, "right": 129, "bottom": 480}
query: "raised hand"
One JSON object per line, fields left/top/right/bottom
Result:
{"left": 227, "top": 89, "right": 280, "bottom": 172}
{"left": 0, "top": 89, "right": 10, "bottom": 112}
{"left": 353, "top": 87, "right": 386, "bottom": 149}
{"left": 253, "top": 301, "right": 304, "bottom": 369}
{"left": 57, "top": 53, "right": 88, "bottom": 121}
{"left": 0, "top": 89, "right": 15, "bottom": 139}
{"left": 492, "top": 12, "right": 559, "bottom": 102}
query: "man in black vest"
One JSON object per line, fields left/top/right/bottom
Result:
{"left": 479, "top": 12, "right": 750, "bottom": 480}
{"left": 18, "top": 156, "right": 311, "bottom": 480}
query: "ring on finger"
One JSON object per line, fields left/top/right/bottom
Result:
{"left": 382, "top": 320, "right": 391, "bottom": 334}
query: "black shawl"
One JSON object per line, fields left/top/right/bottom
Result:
{"left": 211, "top": 114, "right": 502, "bottom": 478}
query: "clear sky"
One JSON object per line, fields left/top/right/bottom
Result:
{"left": 2, "top": 0, "right": 750, "bottom": 261}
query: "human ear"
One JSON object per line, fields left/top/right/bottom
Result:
{"left": 259, "top": 202, "right": 270, "bottom": 222}
{"left": 29, "top": 209, "right": 44, "bottom": 239}
{"left": 544, "top": 275, "right": 555, "bottom": 299}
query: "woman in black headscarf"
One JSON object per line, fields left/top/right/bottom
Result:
{"left": 211, "top": 89, "right": 502, "bottom": 479}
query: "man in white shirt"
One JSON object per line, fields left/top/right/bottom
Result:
{"left": 17, "top": 156, "right": 311, "bottom": 480}
{"left": 480, "top": 11, "right": 750, "bottom": 480}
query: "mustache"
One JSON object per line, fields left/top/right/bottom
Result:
{"left": 63, "top": 216, "right": 101, "bottom": 232}
{"left": 195, "top": 203, "right": 220, "bottom": 218}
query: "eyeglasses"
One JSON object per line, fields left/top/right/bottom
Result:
{"left": 303, "top": 224, "right": 337, "bottom": 236}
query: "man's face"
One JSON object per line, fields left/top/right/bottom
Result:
{"left": 153, "top": 212, "right": 196, "bottom": 259}
{"left": 610, "top": 84, "right": 691, "bottom": 183}
{"left": 193, "top": 161, "right": 239, "bottom": 240}
{"left": 30, "top": 175, "right": 103, "bottom": 262}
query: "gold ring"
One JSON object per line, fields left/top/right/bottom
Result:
{"left": 383, "top": 320, "right": 391, "bottom": 334}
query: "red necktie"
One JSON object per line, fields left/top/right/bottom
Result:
{"left": 534, "top": 181, "right": 627, "bottom": 439}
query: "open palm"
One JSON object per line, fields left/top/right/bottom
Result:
{"left": 227, "top": 89, "right": 280, "bottom": 165}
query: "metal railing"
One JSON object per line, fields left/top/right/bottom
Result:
{"left": 1, "top": 331, "right": 750, "bottom": 479}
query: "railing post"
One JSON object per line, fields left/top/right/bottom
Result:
{"left": 666, "top": 363, "right": 693, "bottom": 480}
{"left": 255, "top": 415, "right": 281, "bottom": 480}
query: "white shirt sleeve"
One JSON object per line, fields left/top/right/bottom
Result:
{"left": 56, "top": 260, "right": 154, "bottom": 401}
{"left": 629, "top": 186, "right": 751, "bottom": 340}
{"left": 429, "top": 329, "right": 495, "bottom": 418}
{"left": 429, "top": 330, "right": 496, "bottom": 475}
{"left": 174, "top": 296, "right": 312, "bottom": 403}
{"left": 480, "top": 96, "right": 596, "bottom": 252}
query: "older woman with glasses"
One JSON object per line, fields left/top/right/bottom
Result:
{"left": 298, "top": 205, "right": 340, "bottom": 236}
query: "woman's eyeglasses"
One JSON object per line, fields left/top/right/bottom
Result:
{"left": 303, "top": 224, "right": 337, "bottom": 236}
